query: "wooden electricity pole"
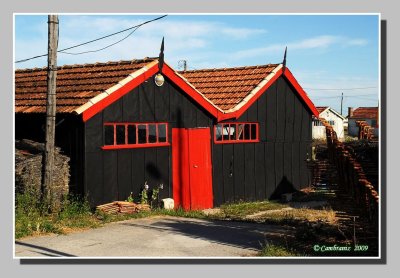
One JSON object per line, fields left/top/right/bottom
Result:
{"left": 340, "top": 92, "right": 344, "bottom": 115}
{"left": 42, "top": 15, "right": 59, "bottom": 208}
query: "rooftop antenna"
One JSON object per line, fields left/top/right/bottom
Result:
{"left": 158, "top": 37, "right": 164, "bottom": 72}
{"left": 178, "top": 60, "right": 187, "bottom": 71}
{"left": 282, "top": 46, "right": 287, "bottom": 74}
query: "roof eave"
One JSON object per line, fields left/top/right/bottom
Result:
{"left": 223, "top": 64, "right": 283, "bottom": 114}
{"left": 73, "top": 59, "right": 159, "bottom": 116}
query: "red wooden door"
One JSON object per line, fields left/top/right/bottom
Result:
{"left": 172, "top": 128, "right": 213, "bottom": 210}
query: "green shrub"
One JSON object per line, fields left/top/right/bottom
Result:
{"left": 260, "top": 242, "right": 300, "bottom": 257}
{"left": 15, "top": 192, "right": 99, "bottom": 238}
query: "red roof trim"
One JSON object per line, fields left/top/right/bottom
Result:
{"left": 81, "top": 61, "right": 318, "bottom": 123}
{"left": 82, "top": 63, "right": 159, "bottom": 122}
{"left": 217, "top": 67, "right": 319, "bottom": 121}
{"left": 217, "top": 67, "right": 283, "bottom": 121}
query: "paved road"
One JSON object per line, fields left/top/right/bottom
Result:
{"left": 15, "top": 216, "right": 289, "bottom": 258}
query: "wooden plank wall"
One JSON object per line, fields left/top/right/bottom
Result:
{"left": 212, "top": 76, "right": 312, "bottom": 206}
{"left": 84, "top": 76, "right": 213, "bottom": 206}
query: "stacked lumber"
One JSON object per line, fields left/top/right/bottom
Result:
{"left": 15, "top": 139, "right": 70, "bottom": 209}
{"left": 356, "top": 120, "right": 374, "bottom": 140}
{"left": 96, "top": 202, "right": 120, "bottom": 214}
{"left": 96, "top": 201, "right": 150, "bottom": 214}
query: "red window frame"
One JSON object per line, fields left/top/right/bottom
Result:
{"left": 102, "top": 122, "right": 169, "bottom": 150}
{"left": 214, "top": 122, "right": 259, "bottom": 144}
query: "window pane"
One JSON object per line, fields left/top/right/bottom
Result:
{"left": 104, "top": 125, "right": 114, "bottom": 145}
{"left": 229, "top": 124, "right": 236, "bottom": 140}
{"left": 138, "top": 124, "right": 147, "bottom": 144}
{"left": 128, "top": 125, "right": 136, "bottom": 144}
{"left": 149, "top": 124, "right": 157, "bottom": 143}
{"left": 215, "top": 124, "right": 222, "bottom": 141}
{"left": 237, "top": 124, "right": 244, "bottom": 140}
{"left": 244, "top": 124, "right": 251, "bottom": 140}
{"left": 251, "top": 124, "right": 257, "bottom": 140}
{"left": 158, "top": 124, "right": 167, "bottom": 142}
{"left": 116, "top": 125, "right": 125, "bottom": 145}
{"left": 223, "top": 124, "right": 231, "bottom": 140}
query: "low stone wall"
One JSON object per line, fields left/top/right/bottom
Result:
{"left": 15, "top": 139, "right": 70, "bottom": 208}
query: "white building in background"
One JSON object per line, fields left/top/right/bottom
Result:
{"left": 312, "top": 106, "right": 345, "bottom": 140}
{"left": 347, "top": 107, "right": 379, "bottom": 138}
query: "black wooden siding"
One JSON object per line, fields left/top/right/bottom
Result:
{"left": 84, "top": 75, "right": 214, "bottom": 206}
{"left": 16, "top": 73, "right": 313, "bottom": 208}
{"left": 211, "top": 76, "right": 312, "bottom": 206}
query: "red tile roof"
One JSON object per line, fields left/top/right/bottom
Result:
{"left": 179, "top": 64, "right": 280, "bottom": 110}
{"left": 15, "top": 58, "right": 157, "bottom": 113}
{"left": 15, "top": 59, "right": 300, "bottom": 117}
{"left": 351, "top": 107, "right": 378, "bottom": 119}
{"left": 316, "top": 106, "right": 328, "bottom": 114}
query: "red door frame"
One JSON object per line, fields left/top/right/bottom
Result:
{"left": 172, "top": 128, "right": 213, "bottom": 210}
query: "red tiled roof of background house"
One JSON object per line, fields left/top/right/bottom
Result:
{"left": 351, "top": 107, "right": 378, "bottom": 119}
{"left": 179, "top": 64, "right": 280, "bottom": 111}
{"left": 316, "top": 106, "right": 328, "bottom": 114}
{"left": 15, "top": 58, "right": 157, "bottom": 113}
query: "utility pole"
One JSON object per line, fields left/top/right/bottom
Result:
{"left": 340, "top": 92, "right": 344, "bottom": 115}
{"left": 42, "top": 15, "right": 58, "bottom": 209}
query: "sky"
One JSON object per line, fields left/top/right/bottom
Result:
{"left": 14, "top": 14, "right": 379, "bottom": 114}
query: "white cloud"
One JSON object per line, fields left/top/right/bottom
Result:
{"left": 346, "top": 38, "right": 368, "bottom": 46}
{"left": 220, "top": 27, "right": 266, "bottom": 39}
{"left": 233, "top": 35, "right": 368, "bottom": 60}
{"left": 290, "top": 35, "right": 339, "bottom": 49}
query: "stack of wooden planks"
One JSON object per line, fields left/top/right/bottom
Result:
{"left": 96, "top": 201, "right": 151, "bottom": 214}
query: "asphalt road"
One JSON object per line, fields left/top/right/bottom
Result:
{"left": 15, "top": 216, "right": 288, "bottom": 258}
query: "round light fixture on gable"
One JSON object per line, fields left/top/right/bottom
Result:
{"left": 155, "top": 73, "right": 165, "bottom": 87}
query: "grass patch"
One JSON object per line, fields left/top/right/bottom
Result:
{"left": 15, "top": 192, "right": 210, "bottom": 239}
{"left": 260, "top": 242, "right": 301, "bottom": 257}
{"left": 94, "top": 207, "right": 207, "bottom": 224}
{"left": 15, "top": 193, "right": 101, "bottom": 239}
{"left": 220, "top": 201, "right": 288, "bottom": 219}
{"left": 291, "top": 190, "right": 330, "bottom": 202}
{"left": 261, "top": 207, "right": 337, "bottom": 225}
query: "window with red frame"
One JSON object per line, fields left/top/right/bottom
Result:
{"left": 103, "top": 123, "right": 168, "bottom": 149}
{"left": 214, "top": 122, "right": 259, "bottom": 143}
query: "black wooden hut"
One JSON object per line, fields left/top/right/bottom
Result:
{"left": 15, "top": 57, "right": 319, "bottom": 209}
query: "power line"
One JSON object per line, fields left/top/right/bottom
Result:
{"left": 304, "top": 86, "right": 377, "bottom": 91}
{"left": 60, "top": 26, "right": 139, "bottom": 55}
{"left": 15, "top": 14, "right": 168, "bottom": 63}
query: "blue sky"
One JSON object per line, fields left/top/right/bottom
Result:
{"left": 14, "top": 14, "right": 379, "bottom": 114}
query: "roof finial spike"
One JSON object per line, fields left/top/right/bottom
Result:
{"left": 158, "top": 37, "right": 165, "bottom": 73}
{"left": 282, "top": 46, "right": 287, "bottom": 74}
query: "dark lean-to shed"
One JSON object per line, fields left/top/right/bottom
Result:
{"left": 15, "top": 57, "right": 319, "bottom": 209}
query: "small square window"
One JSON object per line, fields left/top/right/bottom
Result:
{"left": 244, "top": 124, "right": 251, "bottom": 140}
{"left": 251, "top": 124, "right": 257, "bottom": 140}
{"left": 158, "top": 124, "right": 167, "bottom": 143}
{"left": 127, "top": 125, "right": 136, "bottom": 144}
{"left": 215, "top": 124, "right": 223, "bottom": 141}
{"left": 215, "top": 122, "right": 259, "bottom": 144}
{"left": 103, "top": 123, "right": 169, "bottom": 149}
{"left": 138, "top": 124, "right": 147, "bottom": 144}
{"left": 104, "top": 125, "right": 114, "bottom": 145}
{"left": 148, "top": 124, "right": 157, "bottom": 143}
{"left": 116, "top": 125, "right": 126, "bottom": 145}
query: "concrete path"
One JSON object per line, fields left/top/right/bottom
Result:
{"left": 15, "top": 216, "right": 289, "bottom": 258}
